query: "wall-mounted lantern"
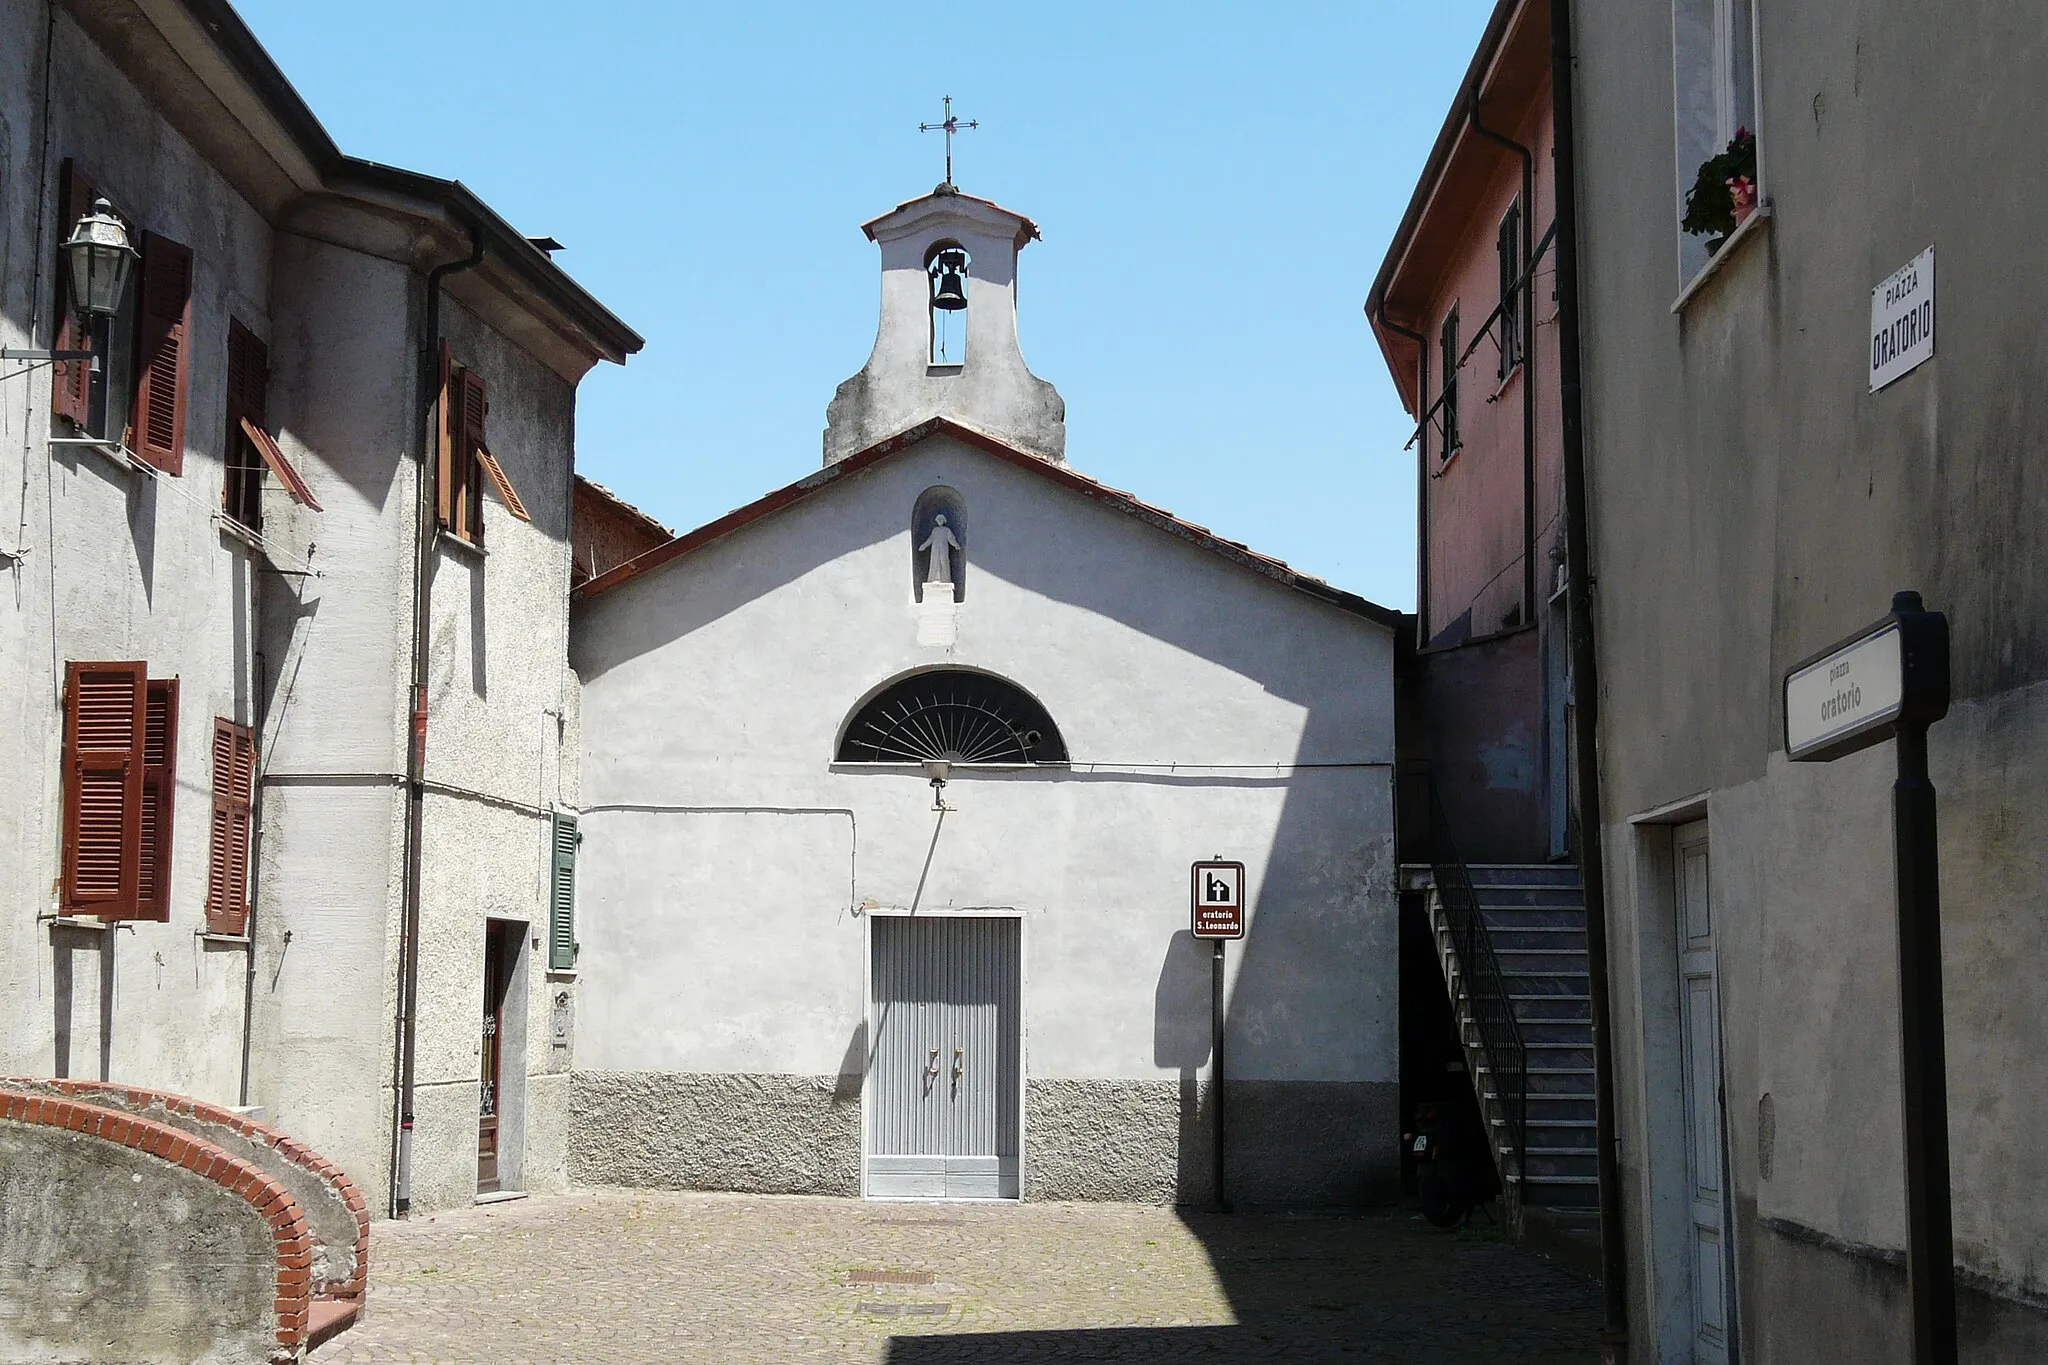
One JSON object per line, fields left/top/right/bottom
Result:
{"left": 63, "top": 198, "right": 138, "bottom": 319}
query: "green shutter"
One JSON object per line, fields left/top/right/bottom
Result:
{"left": 549, "top": 812, "right": 579, "bottom": 971}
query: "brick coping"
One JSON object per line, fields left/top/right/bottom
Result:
{"left": 0, "top": 1087, "right": 317, "bottom": 1362}
{"left": 1, "top": 1076, "right": 369, "bottom": 1300}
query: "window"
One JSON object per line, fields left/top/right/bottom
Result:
{"left": 204, "top": 719, "right": 256, "bottom": 936}
{"left": 1497, "top": 200, "right": 1524, "bottom": 378}
{"left": 437, "top": 343, "right": 531, "bottom": 545}
{"left": 837, "top": 669, "right": 1067, "bottom": 764}
{"left": 61, "top": 662, "right": 177, "bottom": 921}
{"left": 549, "top": 812, "right": 579, "bottom": 971}
{"left": 223, "top": 320, "right": 321, "bottom": 532}
{"left": 1673, "top": 0, "right": 1760, "bottom": 281}
{"left": 1437, "top": 307, "right": 1461, "bottom": 460}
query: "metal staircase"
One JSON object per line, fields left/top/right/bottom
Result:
{"left": 1434, "top": 864, "right": 1599, "bottom": 1214}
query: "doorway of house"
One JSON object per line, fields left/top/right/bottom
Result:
{"left": 867, "top": 915, "right": 1021, "bottom": 1199}
{"left": 479, "top": 920, "right": 513, "bottom": 1195}
{"left": 1675, "top": 820, "right": 1736, "bottom": 1363}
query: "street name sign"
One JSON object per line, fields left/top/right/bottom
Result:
{"left": 1785, "top": 598, "right": 1949, "bottom": 762}
{"left": 1190, "top": 860, "right": 1245, "bottom": 939}
{"left": 1871, "top": 246, "right": 1935, "bottom": 392}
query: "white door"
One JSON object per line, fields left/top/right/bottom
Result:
{"left": 1676, "top": 820, "right": 1734, "bottom": 1363}
{"left": 867, "top": 916, "right": 1021, "bottom": 1199}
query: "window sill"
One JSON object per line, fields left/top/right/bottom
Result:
{"left": 1431, "top": 445, "right": 1464, "bottom": 478}
{"left": 545, "top": 968, "right": 579, "bottom": 982}
{"left": 216, "top": 514, "right": 263, "bottom": 552}
{"left": 1488, "top": 361, "right": 1525, "bottom": 403}
{"left": 51, "top": 435, "right": 148, "bottom": 477}
{"left": 926, "top": 363, "right": 964, "bottom": 376}
{"left": 438, "top": 529, "right": 487, "bottom": 560}
{"left": 196, "top": 931, "right": 252, "bottom": 947}
{"left": 1672, "top": 204, "right": 1773, "bottom": 314}
{"left": 43, "top": 914, "right": 110, "bottom": 933}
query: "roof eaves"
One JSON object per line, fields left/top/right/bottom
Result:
{"left": 172, "top": 0, "right": 642, "bottom": 362}
{"left": 1362, "top": 0, "right": 1526, "bottom": 337}
{"left": 575, "top": 417, "right": 1399, "bottom": 629}
{"left": 574, "top": 475, "right": 673, "bottom": 538}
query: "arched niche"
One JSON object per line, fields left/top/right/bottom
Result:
{"left": 911, "top": 484, "right": 967, "bottom": 603}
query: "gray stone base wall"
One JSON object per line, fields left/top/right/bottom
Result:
{"left": 570, "top": 1071, "right": 859, "bottom": 1195}
{"left": 1026, "top": 1078, "right": 1399, "bottom": 1208}
{"left": 1749, "top": 1218, "right": 2048, "bottom": 1362}
{"left": 569, "top": 1071, "right": 1396, "bottom": 1207}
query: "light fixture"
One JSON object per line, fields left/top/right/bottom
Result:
{"left": 63, "top": 198, "right": 138, "bottom": 319}
{"left": 923, "top": 758, "right": 952, "bottom": 812}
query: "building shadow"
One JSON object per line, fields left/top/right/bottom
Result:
{"left": 880, "top": 1207, "right": 1602, "bottom": 1363}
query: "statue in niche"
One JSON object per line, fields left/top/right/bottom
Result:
{"left": 919, "top": 515, "right": 961, "bottom": 589}
{"left": 910, "top": 485, "right": 967, "bottom": 604}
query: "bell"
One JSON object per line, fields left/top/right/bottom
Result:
{"left": 931, "top": 266, "right": 967, "bottom": 311}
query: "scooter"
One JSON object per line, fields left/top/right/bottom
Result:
{"left": 1404, "top": 1101, "right": 1497, "bottom": 1230}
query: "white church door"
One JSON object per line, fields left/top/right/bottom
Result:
{"left": 867, "top": 915, "right": 1021, "bottom": 1199}
{"left": 1676, "top": 820, "right": 1736, "bottom": 1363}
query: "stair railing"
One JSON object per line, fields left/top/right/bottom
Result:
{"left": 1422, "top": 779, "right": 1527, "bottom": 1188}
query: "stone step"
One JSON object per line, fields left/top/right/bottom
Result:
{"left": 1465, "top": 864, "right": 1584, "bottom": 889}
{"left": 1486, "top": 927, "right": 1589, "bottom": 952}
{"left": 1481, "top": 906, "right": 1588, "bottom": 929}
{"left": 1471, "top": 886, "right": 1587, "bottom": 910}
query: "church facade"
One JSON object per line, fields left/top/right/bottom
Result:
{"left": 566, "top": 187, "right": 1402, "bottom": 1205}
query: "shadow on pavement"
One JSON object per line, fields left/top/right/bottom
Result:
{"left": 885, "top": 1209, "right": 1601, "bottom": 1364}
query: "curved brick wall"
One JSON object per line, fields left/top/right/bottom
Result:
{"left": 2, "top": 1077, "right": 369, "bottom": 1299}
{"left": 0, "top": 1088, "right": 315, "bottom": 1363}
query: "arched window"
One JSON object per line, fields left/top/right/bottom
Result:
{"left": 926, "top": 241, "right": 970, "bottom": 365}
{"left": 837, "top": 669, "right": 1067, "bottom": 765}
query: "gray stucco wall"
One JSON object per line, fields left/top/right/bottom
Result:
{"left": 0, "top": 5, "right": 278, "bottom": 1107}
{"left": 1571, "top": 0, "right": 2048, "bottom": 1351}
{"left": 573, "top": 434, "right": 1399, "bottom": 1205}
{"left": 0, "top": 1119, "right": 279, "bottom": 1365}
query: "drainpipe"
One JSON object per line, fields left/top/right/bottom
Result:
{"left": 1466, "top": 86, "right": 1538, "bottom": 627}
{"left": 1549, "top": 0, "right": 1630, "bottom": 1353}
{"left": 391, "top": 222, "right": 484, "bottom": 1218}
{"left": 1376, "top": 303, "right": 1429, "bottom": 644}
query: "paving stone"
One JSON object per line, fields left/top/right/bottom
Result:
{"left": 313, "top": 1190, "right": 1601, "bottom": 1364}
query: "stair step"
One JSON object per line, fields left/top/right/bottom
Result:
{"left": 1464, "top": 864, "right": 1584, "bottom": 889}
{"left": 1509, "top": 1173, "right": 1601, "bottom": 1186}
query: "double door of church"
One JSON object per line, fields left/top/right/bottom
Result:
{"left": 867, "top": 915, "right": 1021, "bottom": 1199}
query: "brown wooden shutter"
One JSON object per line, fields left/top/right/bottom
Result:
{"left": 204, "top": 719, "right": 256, "bottom": 936}
{"left": 136, "top": 679, "right": 179, "bottom": 922}
{"left": 50, "top": 160, "right": 96, "bottom": 427}
{"left": 435, "top": 341, "right": 456, "bottom": 529}
{"left": 132, "top": 232, "right": 194, "bottom": 473}
{"left": 61, "top": 661, "right": 146, "bottom": 918}
{"left": 240, "top": 419, "right": 323, "bottom": 510}
{"left": 475, "top": 446, "right": 530, "bottom": 521}
{"left": 455, "top": 366, "right": 487, "bottom": 539}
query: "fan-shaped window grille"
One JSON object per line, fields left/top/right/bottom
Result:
{"left": 838, "top": 670, "right": 1067, "bottom": 765}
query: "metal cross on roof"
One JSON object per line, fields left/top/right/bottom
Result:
{"left": 919, "top": 96, "right": 979, "bottom": 189}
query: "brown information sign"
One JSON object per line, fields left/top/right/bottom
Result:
{"left": 1190, "top": 861, "right": 1246, "bottom": 939}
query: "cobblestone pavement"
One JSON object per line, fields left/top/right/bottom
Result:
{"left": 315, "top": 1190, "right": 1600, "bottom": 1364}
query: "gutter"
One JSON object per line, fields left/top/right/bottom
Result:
{"left": 1548, "top": 0, "right": 1631, "bottom": 1350}
{"left": 390, "top": 224, "right": 485, "bottom": 1219}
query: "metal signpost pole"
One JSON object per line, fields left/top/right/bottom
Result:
{"left": 1784, "top": 591, "right": 1953, "bottom": 1365}
{"left": 1895, "top": 715, "right": 1957, "bottom": 1365}
{"left": 1213, "top": 937, "right": 1228, "bottom": 1214}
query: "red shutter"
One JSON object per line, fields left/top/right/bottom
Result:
{"left": 136, "top": 679, "right": 179, "bottom": 922}
{"left": 50, "top": 160, "right": 96, "bottom": 427}
{"left": 61, "top": 661, "right": 146, "bottom": 918}
{"left": 205, "top": 719, "right": 256, "bottom": 936}
{"left": 132, "top": 232, "right": 193, "bottom": 473}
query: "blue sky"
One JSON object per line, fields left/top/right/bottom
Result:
{"left": 233, "top": 1, "right": 1492, "bottom": 610}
